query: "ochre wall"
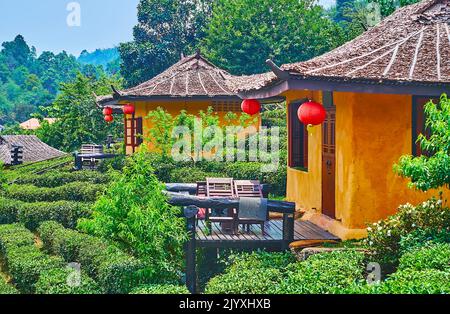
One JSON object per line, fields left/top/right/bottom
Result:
{"left": 121, "top": 99, "right": 261, "bottom": 154}
{"left": 285, "top": 91, "right": 449, "bottom": 239}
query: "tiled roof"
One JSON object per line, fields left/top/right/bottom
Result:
{"left": 0, "top": 135, "right": 66, "bottom": 165}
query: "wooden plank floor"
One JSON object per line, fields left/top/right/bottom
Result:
{"left": 196, "top": 219, "right": 339, "bottom": 249}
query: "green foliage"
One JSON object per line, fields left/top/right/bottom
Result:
{"left": 0, "top": 224, "right": 35, "bottom": 255}
{"left": 201, "top": 0, "right": 346, "bottom": 75}
{"left": 5, "top": 182, "right": 106, "bottom": 203}
{"left": 14, "top": 170, "right": 110, "bottom": 188}
{"left": 274, "top": 250, "right": 366, "bottom": 294}
{"left": 78, "top": 48, "right": 120, "bottom": 74}
{"left": 372, "top": 0, "right": 420, "bottom": 17}
{"left": 35, "top": 268, "right": 101, "bottom": 294}
{"left": 0, "top": 279, "right": 19, "bottom": 294}
{"left": 119, "top": 0, "right": 212, "bottom": 86}
{"left": 204, "top": 251, "right": 295, "bottom": 294}
{"left": 130, "top": 284, "right": 189, "bottom": 294}
{"left": 398, "top": 243, "right": 450, "bottom": 272}
{"left": 7, "top": 246, "right": 66, "bottom": 293}
{"left": 395, "top": 94, "right": 450, "bottom": 191}
{"left": 364, "top": 198, "right": 450, "bottom": 269}
{"left": 0, "top": 197, "right": 19, "bottom": 225}
{"left": 38, "top": 221, "right": 146, "bottom": 294}
{"left": 36, "top": 73, "right": 123, "bottom": 152}
{"left": 4, "top": 156, "right": 72, "bottom": 182}
{"left": 381, "top": 269, "right": 450, "bottom": 294}
{"left": 78, "top": 150, "right": 188, "bottom": 283}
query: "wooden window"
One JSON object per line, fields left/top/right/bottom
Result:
{"left": 289, "top": 100, "right": 308, "bottom": 170}
{"left": 212, "top": 101, "right": 241, "bottom": 112}
{"left": 412, "top": 97, "right": 437, "bottom": 157}
{"left": 124, "top": 116, "right": 143, "bottom": 153}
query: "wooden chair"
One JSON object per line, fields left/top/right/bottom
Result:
{"left": 205, "top": 178, "right": 238, "bottom": 234}
{"left": 234, "top": 180, "right": 266, "bottom": 233}
{"left": 80, "top": 144, "right": 103, "bottom": 169}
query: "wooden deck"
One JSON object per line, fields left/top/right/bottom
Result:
{"left": 196, "top": 219, "right": 339, "bottom": 249}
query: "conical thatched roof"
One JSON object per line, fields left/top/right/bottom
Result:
{"left": 237, "top": 0, "right": 450, "bottom": 94}
{"left": 97, "top": 53, "right": 239, "bottom": 106}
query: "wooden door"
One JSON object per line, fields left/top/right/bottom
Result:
{"left": 322, "top": 107, "right": 336, "bottom": 219}
{"left": 124, "top": 115, "right": 143, "bottom": 153}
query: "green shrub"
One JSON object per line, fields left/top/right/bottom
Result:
{"left": 0, "top": 197, "right": 20, "bottom": 224}
{"left": 5, "top": 156, "right": 72, "bottom": 182}
{"left": 0, "top": 224, "right": 35, "bottom": 255}
{"left": 35, "top": 268, "right": 101, "bottom": 294}
{"left": 170, "top": 167, "right": 221, "bottom": 183}
{"left": 14, "top": 171, "right": 110, "bottom": 188}
{"left": 78, "top": 150, "right": 188, "bottom": 283}
{"left": 0, "top": 279, "right": 19, "bottom": 294}
{"left": 398, "top": 243, "right": 450, "bottom": 272}
{"left": 7, "top": 246, "right": 65, "bottom": 293}
{"left": 131, "top": 284, "right": 189, "bottom": 294}
{"left": 17, "top": 201, "right": 92, "bottom": 230}
{"left": 205, "top": 251, "right": 295, "bottom": 294}
{"left": 365, "top": 198, "right": 450, "bottom": 268}
{"left": 274, "top": 250, "right": 366, "bottom": 294}
{"left": 38, "top": 221, "right": 146, "bottom": 294}
{"left": 97, "top": 155, "right": 126, "bottom": 173}
{"left": 6, "top": 182, "right": 106, "bottom": 203}
{"left": 381, "top": 269, "right": 450, "bottom": 294}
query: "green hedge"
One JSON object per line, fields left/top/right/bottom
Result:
{"left": 35, "top": 268, "right": 101, "bottom": 294}
{"left": 0, "top": 224, "right": 35, "bottom": 255}
{"left": 6, "top": 182, "right": 106, "bottom": 203}
{"left": 382, "top": 269, "right": 450, "bottom": 294}
{"left": 14, "top": 171, "right": 110, "bottom": 188}
{"left": 38, "top": 221, "right": 146, "bottom": 294}
{"left": 398, "top": 243, "right": 450, "bottom": 272}
{"left": 0, "top": 279, "right": 19, "bottom": 294}
{"left": 0, "top": 198, "right": 92, "bottom": 230}
{"left": 205, "top": 251, "right": 295, "bottom": 294}
{"left": 130, "top": 284, "right": 189, "bottom": 294}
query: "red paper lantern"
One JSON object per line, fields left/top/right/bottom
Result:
{"left": 122, "top": 104, "right": 135, "bottom": 115}
{"left": 297, "top": 101, "right": 326, "bottom": 126}
{"left": 104, "top": 115, "right": 114, "bottom": 123}
{"left": 241, "top": 99, "right": 261, "bottom": 116}
{"left": 103, "top": 107, "right": 113, "bottom": 116}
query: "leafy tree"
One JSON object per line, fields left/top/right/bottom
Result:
{"left": 395, "top": 94, "right": 450, "bottom": 191}
{"left": 119, "top": 0, "right": 213, "bottom": 87}
{"left": 373, "top": 0, "right": 420, "bottom": 17}
{"left": 78, "top": 149, "right": 188, "bottom": 282}
{"left": 36, "top": 73, "right": 124, "bottom": 152}
{"left": 201, "top": 0, "right": 347, "bottom": 75}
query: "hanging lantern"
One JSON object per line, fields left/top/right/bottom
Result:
{"left": 122, "top": 104, "right": 135, "bottom": 115}
{"left": 104, "top": 115, "right": 114, "bottom": 123}
{"left": 297, "top": 101, "right": 326, "bottom": 126}
{"left": 103, "top": 107, "right": 113, "bottom": 116}
{"left": 241, "top": 99, "right": 261, "bottom": 116}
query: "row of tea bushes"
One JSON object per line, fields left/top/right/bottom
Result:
{"left": 0, "top": 278, "right": 19, "bottom": 294}
{"left": 130, "top": 284, "right": 189, "bottom": 294}
{"left": 5, "top": 182, "right": 106, "bottom": 203}
{"left": 38, "top": 221, "right": 147, "bottom": 294}
{"left": 14, "top": 170, "right": 110, "bottom": 188}
{"left": 0, "top": 224, "right": 99, "bottom": 294}
{"left": 5, "top": 156, "right": 72, "bottom": 182}
{"left": 0, "top": 198, "right": 91, "bottom": 230}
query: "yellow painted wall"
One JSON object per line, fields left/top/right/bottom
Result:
{"left": 121, "top": 99, "right": 261, "bottom": 154}
{"left": 285, "top": 91, "right": 449, "bottom": 239}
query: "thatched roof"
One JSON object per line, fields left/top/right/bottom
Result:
{"left": 238, "top": 0, "right": 450, "bottom": 93}
{"left": 0, "top": 135, "right": 66, "bottom": 165}
{"left": 97, "top": 52, "right": 239, "bottom": 106}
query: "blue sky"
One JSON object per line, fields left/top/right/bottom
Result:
{"left": 0, "top": 0, "right": 335, "bottom": 57}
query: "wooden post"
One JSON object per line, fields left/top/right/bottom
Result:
{"left": 282, "top": 212, "right": 294, "bottom": 250}
{"left": 184, "top": 206, "right": 198, "bottom": 294}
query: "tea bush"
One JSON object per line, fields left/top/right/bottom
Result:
{"left": 6, "top": 182, "right": 106, "bottom": 203}
{"left": 38, "top": 221, "right": 147, "bottom": 294}
{"left": 381, "top": 269, "right": 450, "bottom": 294}
{"left": 204, "top": 251, "right": 295, "bottom": 294}
{"left": 0, "top": 279, "right": 19, "bottom": 294}
{"left": 0, "top": 198, "right": 92, "bottom": 230}
{"left": 130, "top": 284, "right": 189, "bottom": 294}
{"left": 365, "top": 198, "right": 450, "bottom": 268}
{"left": 0, "top": 224, "right": 35, "bottom": 255}
{"left": 274, "top": 250, "right": 366, "bottom": 294}
{"left": 14, "top": 170, "right": 110, "bottom": 188}
{"left": 35, "top": 268, "right": 101, "bottom": 294}
{"left": 398, "top": 243, "right": 450, "bottom": 272}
